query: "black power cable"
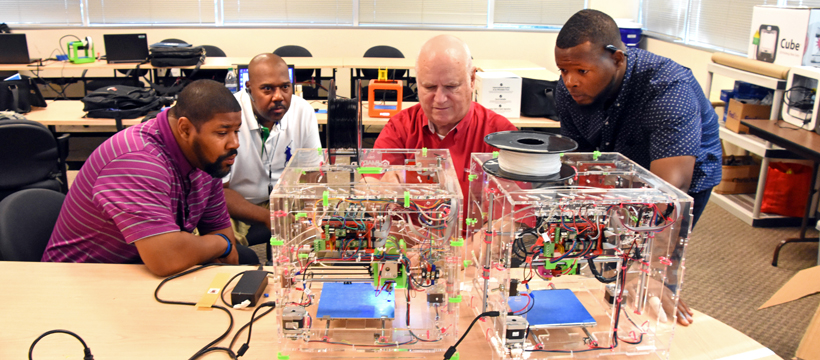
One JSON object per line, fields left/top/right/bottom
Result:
{"left": 29, "top": 329, "right": 94, "bottom": 360}
{"left": 154, "top": 263, "right": 238, "bottom": 360}
{"left": 443, "top": 311, "right": 501, "bottom": 360}
{"left": 232, "top": 301, "right": 277, "bottom": 357}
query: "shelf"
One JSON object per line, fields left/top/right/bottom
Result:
{"left": 707, "top": 63, "right": 786, "bottom": 90}
{"left": 710, "top": 192, "right": 804, "bottom": 227}
{"left": 719, "top": 126, "right": 800, "bottom": 159}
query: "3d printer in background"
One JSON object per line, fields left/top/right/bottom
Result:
{"left": 783, "top": 66, "right": 820, "bottom": 132}
{"left": 748, "top": 5, "right": 820, "bottom": 67}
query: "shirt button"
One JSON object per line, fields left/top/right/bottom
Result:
{"left": 615, "top": 103, "right": 620, "bottom": 107}
{"left": 604, "top": 121, "right": 609, "bottom": 125}
{"left": 606, "top": 142, "right": 611, "bottom": 146}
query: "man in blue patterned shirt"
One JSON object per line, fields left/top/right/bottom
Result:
{"left": 554, "top": 9, "right": 721, "bottom": 230}
{"left": 554, "top": 9, "right": 722, "bottom": 327}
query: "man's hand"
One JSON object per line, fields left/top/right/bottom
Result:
{"left": 666, "top": 296, "right": 694, "bottom": 326}
{"left": 135, "top": 229, "right": 238, "bottom": 276}
{"left": 223, "top": 185, "right": 271, "bottom": 229}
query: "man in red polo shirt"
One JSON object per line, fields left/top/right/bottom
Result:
{"left": 373, "top": 34, "right": 517, "bottom": 200}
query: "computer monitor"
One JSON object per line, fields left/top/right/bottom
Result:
{"left": 0, "top": 34, "right": 31, "bottom": 64}
{"left": 238, "top": 64, "right": 294, "bottom": 92}
{"left": 103, "top": 34, "right": 149, "bottom": 64}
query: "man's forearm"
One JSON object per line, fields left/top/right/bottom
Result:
{"left": 135, "top": 232, "right": 230, "bottom": 276}
{"left": 223, "top": 187, "right": 270, "bottom": 226}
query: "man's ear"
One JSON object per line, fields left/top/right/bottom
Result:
{"left": 469, "top": 66, "right": 477, "bottom": 88}
{"left": 177, "top": 116, "right": 196, "bottom": 141}
{"left": 611, "top": 49, "right": 626, "bottom": 68}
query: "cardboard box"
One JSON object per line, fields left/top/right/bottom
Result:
{"left": 748, "top": 5, "right": 820, "bottom": 67}
{"left": 473, "top": 72, "right": 521, "bottom": 118}
{"left": 759, "top": 265, "right": 820, "bottom": 359}
{"left": 725, "top": 98, "right": 771, "bottom": 134}
{"left": 714, "top": 156, "right": 761, "bottom": 195}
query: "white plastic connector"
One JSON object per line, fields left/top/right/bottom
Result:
{"left": 233, "top": 299, "right": 251, "bottom": 309}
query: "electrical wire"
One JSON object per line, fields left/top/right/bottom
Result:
{"left": 443, "top": 311, "right": 501, "bottom": 359}
{"left": 28, "top": 329, "right": 94, "bottom": 360}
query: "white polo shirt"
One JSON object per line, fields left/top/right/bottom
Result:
{"left": 223, "top": 91, "right": 322, "bottom": 204}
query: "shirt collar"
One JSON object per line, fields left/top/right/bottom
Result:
{"left": 422, "top": 102, "right": 475, "bottom": 137}
{"left": 157, "top": 108, "right": 195, "bottom": 176}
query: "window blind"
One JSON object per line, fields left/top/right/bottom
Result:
{"left": 0, "top": 0, "right": 83, "bottom": 25}
{"left": 358, "top": 0, "right": 488, "bottom": 26}
{"left": 223, "top": 0, "right": 353, "bottom": 25}
{"left": 87, "top": 0, "right": 215, "bottom": 25}
{"left": 685, "top": 0, "right": 773, "bottom": 53}
{"left": 492, "top": 0, "right": 584, "bottom": 27}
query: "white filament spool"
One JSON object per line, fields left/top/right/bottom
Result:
{"left": 482, "top": 131, "right": 578, "bottom": 183}
{"left": 497, "top": 150, "right": 562, "bottom": 176}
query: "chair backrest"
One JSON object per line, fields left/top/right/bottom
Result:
{"left": 0, "top": 189, "right": 65, "bottom": 261}
{"left": 361, "top": 45, "right": 406, "bottom": 79}
{"left": 273, "top": 45, "right": 314, "bottom": 82}
{"left": 0, "top": 119, "right": 58, "bottom": 190}
{"left": 201, "top": 45, "right": 226, "bottom": 58}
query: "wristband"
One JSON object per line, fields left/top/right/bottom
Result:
{"left": 216, "top": 233, "right": 232, "bottom": 258}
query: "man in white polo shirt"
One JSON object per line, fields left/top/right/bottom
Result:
{"left": 223, "top": 53, "right": 321, "bottom": 246}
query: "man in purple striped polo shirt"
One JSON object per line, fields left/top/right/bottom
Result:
{"left": 43, "top": 80, "right": 259, "bottom": 276}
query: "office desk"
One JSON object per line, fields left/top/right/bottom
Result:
{"left": 26, "top": 100, "right": 141, "bottom": 131}
{"left": 742, "top": 119, "right": 820, "bottom": 266}
{"left": 312, "top": 101, "right": 559, "bottom": 129}
{"left": 0, "top": 262, "right": 779, "bottom": 360}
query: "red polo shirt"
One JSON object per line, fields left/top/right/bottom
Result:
{"left": 373, "top": 102, "right": 517, "bottom": 201}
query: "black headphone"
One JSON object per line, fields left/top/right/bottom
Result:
{"left": 605, "top": 44, "right": 619, "bottom": 53}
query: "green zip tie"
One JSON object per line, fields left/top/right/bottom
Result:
{"left": 593, "top": 150, "right": 601, "bottom": 160}
{"left": 422, "top": 147, "right": 427, "bottom": 156}
{"left": 323, "top": 191, "right": 329, "bottom": 207}
{"left": 270, "top": 237, "right": 284, "bottom": 246}
{"left": 466, "top": 218, "right": 477, "bottom": 226}
{"left": 298, "top": 253, "right": 309, "bottom": 259}
{"left": 492, "top": 151, "right": 499, "bottom": 159}
{"left": 357, "top": 167, "right": 383, "bottom": 174}
{"left": 450, "top": 237, "right": 464, "bottom": 247}
{"left": 277, "top": 352, "right": 290, "bottom": 360}
{"left": 560, "top": 153, "right": 564, "bottom": 157}
{"left": 404, "top": 191, "right": 410, "bottom": 207}
{"left": 468, "top": 174, "right": 477, "bottom": 182}
{"left": 317, "top": 147, "right": 323, "bottom": 156}
{"left": 463, "top": 260, "right": 472, "bottom": 268}
{"left": 295, "top": 212, "right": 307, "bottom": 219}
{"left": 448, "top": 295, "right": 463, "bottom": 303}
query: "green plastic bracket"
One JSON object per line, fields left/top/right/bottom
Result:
{"left": 466, "top": 218, "right": 477, "bottom": 226}
{"left": 277, "top": 352, "right": 290, "bottom": 360}
{"left": 559, "top": 153, "right": 564, "bottom": 157}
{"left": 450, "top": 237, "right": 465, "bottom": 247}
{"left": 422, "top": 147, "right": 427, "bottom": 156}
{"left": 592, "top": 150, "right": 602, "bottom": 161}
{"left": 270, "top": 237, "right": 284, "bottom": 246}
{"left": 492, "top": 151, "right": 499, "bottom": 159}
{"left": 298, "top": 253, "right": 309, "bottom": 259}
{"left": 463, "top": 260, "right": 472, "bottom": 268}
{"left": 468, "top": 174, "right": 477, "bottom": 182}
{"left": 357, "top": 167, "right": 383, "bottom": 174}
{"left": 323, "top": 191, "right": 329, "bottom": 207}
{"left": 295, "top": 212, "right": 307, "bottom": 220}
{"left": 404, "top": 191, "right": 410, "bottom": 207}
{"left": 448, "top": 295, "right": 463, "bottom": 303}
{"left": 542, "top": 258, "right": 577, "bottom": 275}
{"left": 317, "top": 147, "right": 323, "bottom": 156}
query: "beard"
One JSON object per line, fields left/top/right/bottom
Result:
{"left": 193, "top": 141, "right": 238, "bottom": 178}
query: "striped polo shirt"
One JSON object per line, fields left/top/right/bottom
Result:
{"left": 42, "top": 109, "right": 231, "bottom": 263}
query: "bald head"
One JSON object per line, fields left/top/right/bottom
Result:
{"left": 416, "top": 35, "right": 473, "bottom": 79}
{"left": 246, "top": 53, "right": 293, "bottom": 124}
{"left": 415, "top": 35, "right": 476, "bottom": 135}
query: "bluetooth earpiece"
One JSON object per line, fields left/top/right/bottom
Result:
{"left": 605, "top": 44, "right": 619, "bottom": 53}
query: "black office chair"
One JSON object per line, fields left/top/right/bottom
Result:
{"left": 0, "top": 119, "right": 69, "bottom": 203}
{"left": 358, "top": 45, "right": 415, "bottom": 101}
{"left": 184, "top": 45, "right": 227, "bottom": 81}
{"left": 0, "top": 189, "right": 66, "bottom": 261}
{"left": 273, "top": 45, "right": 321, "bottom": 99}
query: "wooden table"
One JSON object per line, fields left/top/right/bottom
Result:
{"left": 0, "top": 262, "right": 779, "bottom": 360}
{"left": 26, "top": 100, "right": 141, "bottom": 132}
{"left": 743, "top": 119, "right": 820, "bottom": 266}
